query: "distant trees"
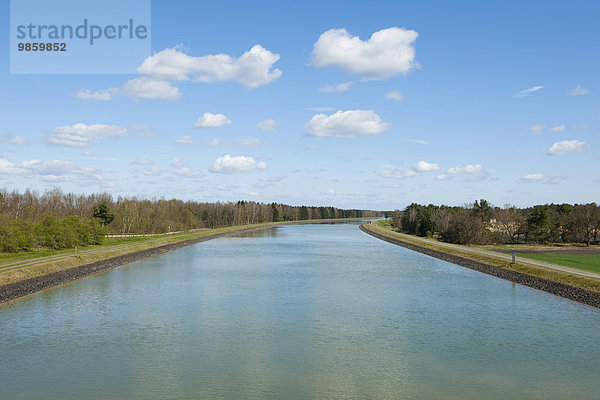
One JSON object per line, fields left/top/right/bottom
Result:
{"left": 0, "top": 188, "right": 381, "bottom": 253}
{"left": 0, "top": 215, "right": 105, "bottom": 252}
{"left": 92, "top": 202, "right": 115, "bottom": 227}
{"left": 390, "top": 200, "right": 600, "bottom": 246}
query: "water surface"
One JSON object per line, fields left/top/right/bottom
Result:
{"left": 1, "top": 222, "right": 599, "bottom": 399}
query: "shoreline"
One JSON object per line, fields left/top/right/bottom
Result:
{"left": 359, "top": 223, "right": 600, "bottom": 309}
{"left": 0, "top": 218, "right": 374, "bottom": 304}
{"left": 0, "top": 225, "right": 274, "bottom": 304}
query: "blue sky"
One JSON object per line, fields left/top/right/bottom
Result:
{"left": 1, "top": 0, "right": 599, "bottom": 210}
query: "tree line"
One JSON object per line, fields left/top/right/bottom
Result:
{"left": 0, "top": 188, "right": 380, "bottom": 253}
{"left": 391, "top": 200, "right": 600, "bottom": 246}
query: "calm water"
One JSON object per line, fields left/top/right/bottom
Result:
{"left": 1, "top": 222, "right": 599, "bottom": 399}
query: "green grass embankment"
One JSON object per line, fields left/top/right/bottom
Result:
{"left": 0, "top": 219, "right": 363, "bottom": 287}
{"left": 364, "top": 220, "right": 600, "bottom": 294}
{"left": 517, "top": 253, "right": 600, "bottom": 274}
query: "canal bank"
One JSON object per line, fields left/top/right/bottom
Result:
{"left": 0, "top": 219, "right": 370, "bottom": 304}
{"left": 360, "top": 223, "right": 600, "bottom": 308}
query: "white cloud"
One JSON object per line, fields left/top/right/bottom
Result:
{"left": 194, "top": 113, "right": 232, "bottom": 128}
{"left": 129, "top": 124, "right": 160, "bottom": 137}
{"left": 381, "top": 169, "right": 418, "bottom": 179}
{"left": 514, "top": 85, "right": 544, "bottom": 98}
{"left": 256, "top": 119, "right": 277, "bottom": 131}
{"left": 0, "top": 133, "right": 33, "bottom": 145}
{"left": 235, "top": 138, "right": 263, "bottom": 148}
{"left": 385, "top": 91, "right": 404, "bottom": 101}
{"left": 413, "top": 160, "right": 440, "bottom": 172}
{"left": 306, "top": 109, "right": 389, "bottom": 138}
{"left": 318, "top": 81, "right": 353, "bottom": 93}
{"left": 203, "top": 138, "right": 263, "bottom": 148}
{"left": 307, "top": 107, "right": 335, "bottom": 112}
{"left": 381, "top": 160, "right": 439, "bottom": 179}
{"left": 312, "top": 27, "right": 419, "bottom": 80}
{"left": 260, "top": 176, "right": 285, "bottom": 183}
{"left": 176, "top": 135, "right": 194, "bottom": 144}
{"left": 568, "top": 85, "right": 589, "bottom": 96}
{"left": 530, "top": 124, "right": 546, "bottom": 134}
{"left": 171, "top": 157, "right": 188, "bottom": 167}
{"left": 138, "top": 45, "right": 282, "bottom": 88}
{"left": 76, "top": 88, "right": 117, "bottom": 101}
{"left": 132, "top": 159, "right": 153, "bottom": 165}
{"left": 521, "top": 173, "right": 554, "bottom": 183}
{"left": 143, "top": 166, "right": 161, "bottom": 176}
{"left": 210, "top": 154, "right": 267, "bottom": 173}
{"left": 0, "top": 158, "right": 28, "bottom": 175}
{"left": 203, "top": 138, "right": 220, "bottom": 147}
{"left": 174, "top": 167, "right": 202, "bottom": 177}
{"left": 122, "top": 77, "right": 180, "bottom": 100}
{"left": 547, "top": 140, "right": 588, "bottom": 155}
{"left": 447, "top": 164, "right": 486, "bottom": 174}
{"left": 435, "top": 174, "right": 449, "bottom": 181}
{"left": 531, "top": 124, "right": 565, "bottom": 134}
{"left": 328, "top": 188, "right": 336, "bottom": 195}
{"left": 0, "top": 157, "right": 99, "bottom": 181}
{"left": 77, "top": 44, "right": 281, "bottom": 101}
{"left": 406, "top": 138, "right": 428, "bottom": 145}
{"left": 76, "top": 79, "right": 179, "bottom": 101}
{"left": 48, "top": 123, "right": 128, "bottom": 147}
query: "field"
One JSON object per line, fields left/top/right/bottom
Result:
{"left": 517, "top": 253, "right": 600, "bottom": 274}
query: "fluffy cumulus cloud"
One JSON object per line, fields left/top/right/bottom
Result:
{"left": 380, "top": 169, "right": 418, "bottom": 179}
{"left": 122, "top": 77, "right": 180, "bottom": 100}
{"left": 547, "top": 140, "right": 588, "bottom": 155}
{"left": 413, "top": 160, "right": 440, "bottom": 172}
{"left": 312, "top": 27, "right": 419, "bottom": 80}
{"left": 138, "top": 45, "right": 282, "bottom": 88}
{"left": 306, "top": 109, "right": 389, "bottom": 138}
{"left": 48, "top": 123, "right": 128, "bottom": 147}
{"left": 514, "top": 85, "right": 544, "bottom": 98}
{"left": 318, "top": 81, "right": 353, "bottom": 93}
{"left": 209, "top": 154, "right": 267, "bottom": 173}
{"left": 194, "top": 113, "right": 232, "bottom": 128}
{"left": 568, "top": 85, "right": 589, "bottom": 96}
{"left": 447, "top": 164, "right": 486, "bottom": 175}
{"left": 77, "top": 44, "right": 281, "bottom": 101}
{"left": 385, "top": 91, "right": 404, "bottom": 101}
{"left": 0, "top": 157, "right": 99, "bottom": 181}
{"left": 76, "top": 79, "right": 179, "bottom": 101}
{"left": 381, "top": 160, "right": 439, "bottom": 179}
{"left": 531, "top": 124, "right": 566, "bottom": 134}
{"left": 174, "top": 167, "right": 202, "bottom": 177}
{"left": 256, "top": 119, "right": 277, "bottom": 131}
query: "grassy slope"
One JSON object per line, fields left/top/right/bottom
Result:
{"left": 518, "top": 253, "right": 600, "bottom": 274}
{"left": 0, "top": 219, "right": 351, "bottom": 287}
{"left": 366, "top": 220, "right": 600, "bottom": 294}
